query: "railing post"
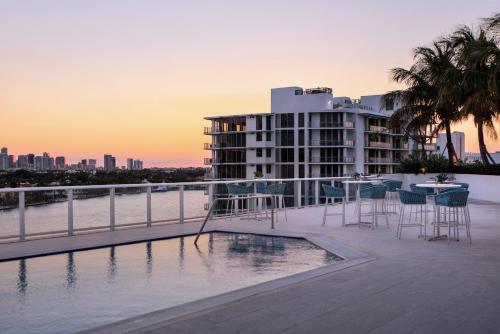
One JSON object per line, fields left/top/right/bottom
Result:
{"left": 19, "top": 191, "right": 25, "bottom": 241}
{"left": 345, "top": 182, "right": 350, "bottom": 203}
{"left": 179, "top": 185, "right": 184, "bottom": 224}
{"left": 110, "top": 188, "right": 115, "bottom": 231}
{"left": 315, "top": 180, "right": 319, "bottom": 206}
{"left": 297, "top": 181, "right": 302, "bottom": 208}
{"left": 147, "top": 186, "right": 152, "bottom": 227}
{"left": 67, "top": 189, "right": 73, "bottom": 236}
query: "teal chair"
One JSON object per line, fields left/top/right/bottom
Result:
{"left": 410, "top": 183, "right": 434, "bottom": 196}
{"left": 225, "top": 184, "right": 252, "bottom": 219}
{"left": 435, "top": 190, "right": 471, "bottom": 244}
{"left": 359, "top": 185, "right": 389, "bottom": 229}
{"left": 263, "top": 183, "right": 287, "bottom": 221}
{"left": 383, "top": 180, "right": 403, "bottom": 213}
{"left": 321, "top": 184, "right": 346, "bottom": 227}
{"left": 397, "top": 190, "right": 427, "bottom": 239}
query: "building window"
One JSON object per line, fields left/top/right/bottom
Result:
{"left": 256, "top": 164, "right": 263, "bottom": 173}
{"left": 385, "top": 98, "right": 394, "bottom": 111}
{"left": 256, "top": 132, "right": 262, "bottom": 141}
{"left": 299, "top": 130, "right": 304, "bottom": 146}
{"left": 256, "top": 115, "right": 263, "bottom": 130}
{"left": 266, "top": 116, "right": 272, "bottom": 130}
{"left": 266, "top": 132, "right": 271, "bottom": 141}
{"left": 266, "top": 148, "right": 272, "bottom": 158}
{"left": 299, "top": 148, "right": 304, "bottom": 162}
{"left": 299, "top": 113, "right": 304, "bottom": 127}
{"left": 256, "top": 148, "right": 262, "bottom": 157}
{"left": 266, "top": 164, "right": 272, "bottom": 174}
{"left": 277, "top": 113, "right": 294, "bottom": 128}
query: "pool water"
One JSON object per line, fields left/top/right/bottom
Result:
{"left": 0, "top": 233, "right": 341, "bottom": 334}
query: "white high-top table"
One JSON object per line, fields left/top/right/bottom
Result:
{"left": 342, "top": 180, "right": 374, "bottom": 226}
{"left": 415, "top": 183, "right": 462, "bottom": 241}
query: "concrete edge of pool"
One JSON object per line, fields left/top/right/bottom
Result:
{"left": 76, "top": 227, "right": 375, "bottom": 334}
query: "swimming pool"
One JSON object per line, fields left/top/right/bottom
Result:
{"left": 0, "top": 232, "right": 341, "bottom": 334}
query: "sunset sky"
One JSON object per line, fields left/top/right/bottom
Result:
{"left": 1, "top": 0, "right": 499, "bottom": 167}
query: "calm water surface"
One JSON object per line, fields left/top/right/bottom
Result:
{"left": 0, "top": 232, "right": 340, "bottom": 334}
{"left": 0, "top": 190, "right": 206, "bottom": 237}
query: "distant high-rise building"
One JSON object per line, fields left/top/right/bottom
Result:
{"left": 27, "top": 154, "right": 35, "bottom": 169}
{"left": 34, "top": 156, "right": 43, "bottom": 170}
{"left": 133, "top": 160, "right": 143, "bottom": 170}
{"left": 104, "top": 154, "right": 116, "bottom": 171}
{"left": 55, "top": 156, "right": 66, "bottom": 170}
{"left": 436, "top": 132, "right": 465, "bottom": 161}
{"left": 88, "top": 159, "right": 97, "bottom": 171}
{"left": 8, "top": 155, "right": 15, "bottom": 169}
{"left": 0, "top": 147, "right": 8, "bottom": 170}
{"left": 127, "top": 158, "right": 134, "bottom": 170}
{"left": 17, "top": 155, "right": 29, "bottom": 169}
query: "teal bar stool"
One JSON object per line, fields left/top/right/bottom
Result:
{"left": 383, "top": 180, "right": 402, "bottom": 213}
{"left": 397, "top": 190, "right": 427, "bottom": 239}
{"left": 263, "top": 183, "right": 287, "bottom": 221}
{"left": 359, "top": 185, "right": 389, "bottom": 229}
{"left": 435, "top": 190, "right": 471, "bottom": 244}
{"left": 225, "top": 184, "right": 251, "bottom": 220}
{"left": 321, "top": 184, "right": 346, "bottom": 227}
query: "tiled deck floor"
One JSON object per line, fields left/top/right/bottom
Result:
{"left": 128, "top": 200, "right": 500, "bottom": 334}
{"left": 4, "top": 200, "right": 500, "bottom": 333}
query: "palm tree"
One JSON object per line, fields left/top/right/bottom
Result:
{"left": 483, "top": 12, "right": 500, "bottom": 34}
{"left": 447, "top": 26, "right": 500, "bottom": 165}
{"left": 382, "top": 42, "right": 464, "bottom": 166}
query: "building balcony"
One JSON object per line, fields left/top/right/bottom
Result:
{"left": 367, "top": 141, "right": 392, "bottom": 148}
{"left": 203, "top": 127, "right": 213, "bottom": 135}
{"left": 309, "top": 121, "right": 355, "bottom": 129}
{"left": 204, "top": 158, "right": 212, "bottom": 165}
{"left": 394, "top": 143, "right": 409, "bottom": 150}
{"left": 309, "top": 140, "right": 355, "bottom": 147}
{"left": 309, "top": 156, "right": 355, "bottom": 164}
{"left": 203, "top": 143, "right": 212, "bottom": 150}
{"left": 366, "top": 157, "right": 395, "bottom": 164}
{"left": 424, "top": 144, "right": 437, "bottom": 151}
{"left": 367, "top": 125, "right": 388, "bottom": 133}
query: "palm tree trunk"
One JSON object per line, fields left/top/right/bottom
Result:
{"left": 445, "top": 122, "right": 458, "bottom": 166}
{"left": 420, "top": 140, "right": 427, "bottom": 158}
{"left": 477, "top": 120, "right": 491, "bottom": 165}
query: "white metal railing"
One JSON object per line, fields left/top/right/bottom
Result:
{"left": 368, "top": 125, "right": 388, "bottom": 132}
{"left": 367, "top": 157, "right": 394, "bottom": 163}
{"left": 368, "top": 141, "right": 392, "bottom": 148}
{"left": 309, "top": 156, "right": 355, "bottom": 163}
{"left": 424, "top": 144, "right": 437, "bottom": 151}
{"left": 309, "top": 121, "right": 355, "bottom": 129}
{"left": 309, "top": 139, "right": 355, "bottom": 147}
{"left": 0, "top": 176, "right": 354, "bottom": 242}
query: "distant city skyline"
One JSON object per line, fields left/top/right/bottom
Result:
{"left": 1, "top": 1, "right": 499, "bottom": 167}
{"left": 0, "top": 146, "right": 149, "bottom": 170}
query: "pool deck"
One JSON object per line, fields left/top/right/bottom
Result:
{"left": 3, "top": 200, "right": 500, "bottom": 333}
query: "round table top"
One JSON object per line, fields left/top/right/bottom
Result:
{"left": 416, "top": 183, "right": 461, "bottom": 188}
{"left": 342, "top": 180, "right": 374, "bottom": 184}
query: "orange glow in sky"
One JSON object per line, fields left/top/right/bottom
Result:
{"left": 1, "top": 1, "right": 498, "bottom": 167}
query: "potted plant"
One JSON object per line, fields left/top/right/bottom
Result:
{"left": 351, "top": 172, "right": 361, "bottom": 181}
{"left": 433, "top": 173, "right": 448, "bottom": 183}
{"left": 254, "top": 170, "right": 264, "bottom": 179}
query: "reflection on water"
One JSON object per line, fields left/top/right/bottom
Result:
{"left": 1, "top": 233, "right": 341, "bottom": 334}
{"left": 66, "top": 252, "right": 76, "bottom": 289}
{"left": 17, "top": 259, "right": 27, "bottom": 296}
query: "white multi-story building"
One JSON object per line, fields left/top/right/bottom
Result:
{"left": 204, "top": 86, "right": 432, "bottom": 181}
{"left": 436, "top": 131, "right": 465, "bottom": 161}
